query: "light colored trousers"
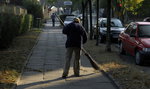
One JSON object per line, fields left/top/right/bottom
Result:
{"left": 62, "top": 47, "right": 81, "bottom": 76}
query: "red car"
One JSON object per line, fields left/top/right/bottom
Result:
{"left": 118, "top": 22, "right": 150, "bottom": 65}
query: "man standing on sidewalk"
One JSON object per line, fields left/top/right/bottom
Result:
{"left": 62, "top": 18, "right": 87, "bottom": 78}
{"left": 51, "top": 13, "right": 56, "bottom": 27}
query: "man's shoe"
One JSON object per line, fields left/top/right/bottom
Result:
{"left": 62, "top": 76, "right": 67, "bottom": 79}
{"left": 74, "top": 75, "right": 80, "bottom": 77}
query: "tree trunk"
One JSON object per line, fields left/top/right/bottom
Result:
{"left": 85, "top": 6, "right": 89, "bottom": 33}
{"left": 89, "top": 0, "right": 93, "bottom": 40}
{"left": 106, "top": 0, "right": 111, "bottom": 52}
{"left": 96, "top": 0, "right": 99, "bottom": 46}
{"left": 82, "top": 1, "right": 85, "bottom": 27}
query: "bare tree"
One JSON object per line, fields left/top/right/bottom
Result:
{"left": 105, "top": 0, "right": 111, "bottom": 52}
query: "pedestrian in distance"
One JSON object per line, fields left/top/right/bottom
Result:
{"left": 62, "top": 17, "right": 87, "bottom": 78}
{"left": 51, "top": 13, "right": 56, "bottom": 27}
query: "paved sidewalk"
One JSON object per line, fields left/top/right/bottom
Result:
{"left": 16, "top": 20, "right": 118, "bottom": 89}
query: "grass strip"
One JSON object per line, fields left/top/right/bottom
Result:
{"left": 0, "top": 29, "right": 41, "bottom": 89}
{"left": 84, "top": 39, "right": 150, "bottom": 89}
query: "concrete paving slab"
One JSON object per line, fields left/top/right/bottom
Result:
{"left": 18, "top": 71, "right": 43, "bottom": 84}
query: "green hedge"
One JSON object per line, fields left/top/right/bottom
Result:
{"left": 22, "top": 0, "right": 43, "bottom": 27}
{"left": 19, "top": 14, "right": 33, "bottom": 34}
{"left": 0, "top": 13, "right": 33, "bottom": 49}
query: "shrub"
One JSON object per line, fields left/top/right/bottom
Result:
{"left": 22, "top": 0, "right": 43, "bottom": 27}
{"left": 0, "top": 13, "right": 33, "bottom": 49}
{"left": 0, "top": 13, "right": 20, "bottom": 48}
{"left": 19, "top": 14, "right": 33, "bottom": 34}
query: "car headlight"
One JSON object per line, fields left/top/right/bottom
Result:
{"left": 142, "top": 48, "right": 150, "bottom": 52}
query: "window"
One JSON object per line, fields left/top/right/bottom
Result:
{"left": 111, "top": 19, "right": 123, "bottom": 27}
{"left": 101, "top": 20, "right": 107, "bottom": 27}
{"left": 138, "top": 25, "right": 150, "bottom": 37}
{"left": 100, "top": 19, "right": 123, "bottom": 27}
{"left": 130, "top": 24, "right": 137, "bottom": 36}
{"left": 125, "top": 25, "right": 132, "bottom": 34}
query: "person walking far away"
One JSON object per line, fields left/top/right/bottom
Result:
{"left": 51, "top": 13, "right": 56, "bottom": 27}
{"left": 62, "top": 18, "right": 87, "bottom": 78}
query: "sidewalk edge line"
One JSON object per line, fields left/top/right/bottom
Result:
{"left": 11, "top": 29, "right": 43, "bottom": 89}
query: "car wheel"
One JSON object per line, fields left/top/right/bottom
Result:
{"left": 99, "top": 34, "right": 104, "bottom": 43}
{"left": 135, "top": 51, "right": 143, "bottom": 65}
{"left": 119, "top": 42, "right": 125, "bottom": 54}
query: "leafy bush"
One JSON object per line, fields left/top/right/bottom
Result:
{"left": 19, "top": 14, "right": 33, "bottom": 34}
{"left": 22, "top": 0, "right": 43, "bottom": 27}
{"left": 0, "top": 13, "right": 19, "bottom": 48}
{"left": 138, "top": 0, "right": 150, "bottom": 17}
{"left": 0, "top": 13, "right": 33, "bottom": 49}
{"left": 28, "top": 14, "right": 33, "bottom": 30}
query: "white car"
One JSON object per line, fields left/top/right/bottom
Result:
{"left": 64, "top": 16, "right": 76, "bottom": 26}
{"left": 93, "top": 18, "right": 125, "bottom": 42}
{"left": 77, "top": 14, "right": 82, "bottom": 20}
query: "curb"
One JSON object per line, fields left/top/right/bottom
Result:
{"left": 11, "top": 29, "right": 42, "bottom": 89}
{"left": 99, "top": 69, "right": 123, "bottom": 89}
{"left": 83, "top": 48, "right": 122, "bottom": 89}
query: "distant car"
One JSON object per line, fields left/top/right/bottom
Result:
{"left": 143, "top": 17, "right": 150, "bottom": 22}
{"left": 77, "top": 14, "right": 83, "bottom": 20}
{"left": 64, "top": 16, "right": 76, "bottom": 25}
{"left": 118, "top": 22, "right": 150, "bottom": 65}
{"left": 93, "top": 18, "right": 125, "bottom": 42}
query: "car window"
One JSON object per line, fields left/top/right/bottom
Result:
{"left": 100, "top": 19, "right": 123, "bottom": 27}
{"left": 111, "top": 19, "right": 123, "bottom": 27}
{"left": 101, "top": 20, "right": 107, "bottom": 27}
{"left": 130, "top": 28, "right": 136, "bottom": 36}
{"left": 65, "top": 17, "right": 74, "bottom": 21}
{"left": 130, "top": 24, "right": 137, "bottom": 36}
{"left": 138, "top": 25, "right": 150, "bottom": 37}
{"left": 65, "top": 16, "right": 75, "bottom": 21}
{"left": 125, "top": 25, "right": 132, "bottom": 34}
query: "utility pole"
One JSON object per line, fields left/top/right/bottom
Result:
{"left": 89, "top": 0, "right": 93, "bottom": 40}
{"left": 85, "top": 6, "right": 89, "bottom": 33}
{"left": 96, "top": 0, "right": 99, "bottom": 46}
{"left": 82, "top": 0, "right": 89, "bottom": 33}
{"left": 82, "top": 1, "right": 85, "bottom": 27}
{"left": 106, "top": 0, "right": 111, "bottom": 52}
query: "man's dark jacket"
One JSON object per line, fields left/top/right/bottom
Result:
{"left": 63, "top": 22, "right": 87, "bottom": 48}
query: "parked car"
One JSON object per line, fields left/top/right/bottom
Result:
{"left": 77, "top": 14, "right": 83, "bottom": 20}
{"left": 93, "top": 18, "right": 125, "bottom": 42}
{"left": 118, "top": 22, "right": 150, "bottom": 65}
{"left": 64, "top": 16, "right": 76, "bottom": 26}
